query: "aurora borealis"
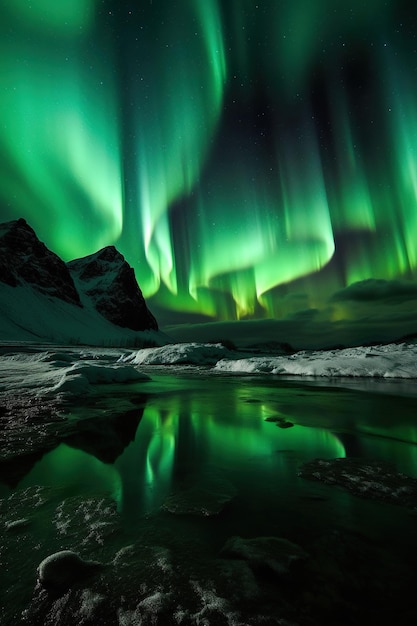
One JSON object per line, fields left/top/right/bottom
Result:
{"left": 1, "top": 0, "right": 417, "bottom": 334}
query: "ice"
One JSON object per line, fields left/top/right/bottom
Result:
{"left": 121, "top": 342, "right": 235, "bottom": 365}
{"left": 49, "top": 363, "right": 150, "bottom": 395}
{"left": 0, "top": 349, "right": 150, "bottom": 399}
{"left": 53, "top": 496, "right": 120, "bottom": 546}
{"left": 117, "top": 592, "right": 173, "bottom": 626}
{"left": 215, "top": 342, "right": 417, "bottom": 378}
{"left": 121, "top": 340, "right": 417, "bottom": 378}
{"left": 189, "top": 581, "right": 240, "bottom": 626}
{"left": 5, "top": 518, "right": 30, "bottom": 531}
{"left": 79, "top": 589, "right": 106, "bottom": 620}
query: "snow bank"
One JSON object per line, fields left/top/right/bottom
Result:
{"left": 215, "top": 342, "right": 417, "bottom": 378}
{"left": 121, "top": 342, "right": 234, "bottom": 366}
{"left": 49, "top": 363, "right": 150, "bottom": 395}
{"left": 121, "top": 341, "right": 417, "bottom": 378}
{"left": 0, "top": 348, "right": 150, "bottom": 398}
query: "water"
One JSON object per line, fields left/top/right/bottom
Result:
{"left": 2, "top": 367, "right": 417, "bottom": 624}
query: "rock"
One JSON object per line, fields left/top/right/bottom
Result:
{"left": 217, "top": 559, "right": 260, "bottom": 602}
{"left": 0, "top": 218, "right": 81, "bottom": 306}
{"left": 220, "top": 536, "right": 308, "bottom": 576}
{"left": 53, "top": 496, "right": 120, "bottom": 546}
{"left": 277, "top": 420, "right": 294, "bottom": 429}
{"left": 299, "top": 457, "right": 417, "bottom": 508}
{"left": 37, "top": 550, "right": 104, "bottom": 590}
{"left": 265, "top": 415, "right": 294, "bottom": 428}
{"left": 162, "top": 474, "right": 236, "bottom": 517}
{"left": 68, "top": 246, "right": 158, "bottom": 331}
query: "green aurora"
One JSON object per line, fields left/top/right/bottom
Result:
{"left": 1, "top": 0, "right": 417, "bottom": 331}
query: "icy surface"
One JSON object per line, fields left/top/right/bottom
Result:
{"left": 0, "top": 349, "right": 149, "bottom": 398}
{"left": 0, "top": 347, "right": 150, "bottom": 467}
{"left": 121, "top": 342, "right": 236, "bottom": 366}
{"left": 215, "top": 342, "right": 417, "bottom": 378}
{"left": 121, "top": 341, "right": 417, "bottom": 378}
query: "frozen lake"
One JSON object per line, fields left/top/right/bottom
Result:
{"left": 1, "top": 347, "right": 417, "bottom": 624}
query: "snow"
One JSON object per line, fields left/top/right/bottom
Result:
{"left": 1, "top": 340, "right": 417, "bottom": 403}
{"left": 0, "top": 282, "right": 167, "bottom": 347}
{"left": 1, "top": 341, "right": 416, "bottom": 398}
{"left": 0, "top": 348, "right": 150, "bottom": 399}
{"left": 121, "top": 342, "right": 234, "bottom": 365}
{"left": 49, "top": 362, "right": 149, "bottom": 394}
{"left": 215, "top": 342, "right": 417, "bottom": 378}
{"left": 122, "top": 341, "right": 417, "bottom": 379}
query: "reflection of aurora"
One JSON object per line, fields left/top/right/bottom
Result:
{"left": 16, "top": 385, "right": 417, "bottom": 517}
{"left": 2, "top": 1, "right": 417, "bottom": 321}
{"left": 114, "top": 397, "right": 345, "bottom": 516}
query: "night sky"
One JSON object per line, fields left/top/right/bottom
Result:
{"left": 1, "top": 0, "right": 417, "bottom": 340}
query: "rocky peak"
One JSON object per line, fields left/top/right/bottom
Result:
{"left": 0, "top": 218, "right": 81, "bottom": 306}
{"left": 68, "top": 247, "right": 158, "bottom": 331}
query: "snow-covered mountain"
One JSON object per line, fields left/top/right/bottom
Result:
{"left": 0, "top": 218, "right": 163, "bottom": 346}
{"left": 68, "top": 246, "right": 158, "bottom": 332}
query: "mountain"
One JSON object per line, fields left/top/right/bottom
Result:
{"left": 0, "top": 218, "right": 81, "bottom": 306}
{"left": 0, "top": 218, "right": 163, "bottom": 346}
{"left": 68, "top": 246, "right": 158, "bottom": 332}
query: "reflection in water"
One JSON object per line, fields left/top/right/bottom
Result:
{"left": 16, "top": 381, "right": 347, "bottom": 518}
{"left": 115, "top": 406, "right": 177, "bottom": 517}
{"left": 20, "top": 444, "right": 121, "bottom": 499}
{"left": 13, "top": 373, "right": 417, "bottom": 523}
{"left": 114, "top": 388, "right": 345, "bottom": 518}
{"left": 4, "top": 370, "right": 417, "bottom": 626}
{"left": 3, "top": 373, "right": 417, "bottom": 625}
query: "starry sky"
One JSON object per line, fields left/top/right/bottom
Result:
{"left": 1, "top": 0, "right": 417, "bottom": 342}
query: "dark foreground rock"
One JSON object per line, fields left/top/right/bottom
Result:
{"left": 1, "top": 484, "right": 417, "bottom": 625}
{"left": 162, "top": 475, "right": 236, "bottom": 517}
{"left": 220, "top": 535, "right": 308, "bottom": 576}
{"left": 299, "top": 457, "right": 417, "bottom": 508}
{"left": 37, "top": 550, "right": 105, "bottom": 591}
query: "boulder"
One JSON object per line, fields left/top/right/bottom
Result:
{"left": 37, "top": 550, "right": 104, "bottom": 590}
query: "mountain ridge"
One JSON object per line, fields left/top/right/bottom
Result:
{"left": 0, "top": 218, "right": 162, "bottom": 345}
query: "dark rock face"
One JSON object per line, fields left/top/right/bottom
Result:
{"left": 68, "top": 246, "right": 158, "bottom": 331}
{"left": 0, "top": 218, "right": 81, "bottom": 306}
